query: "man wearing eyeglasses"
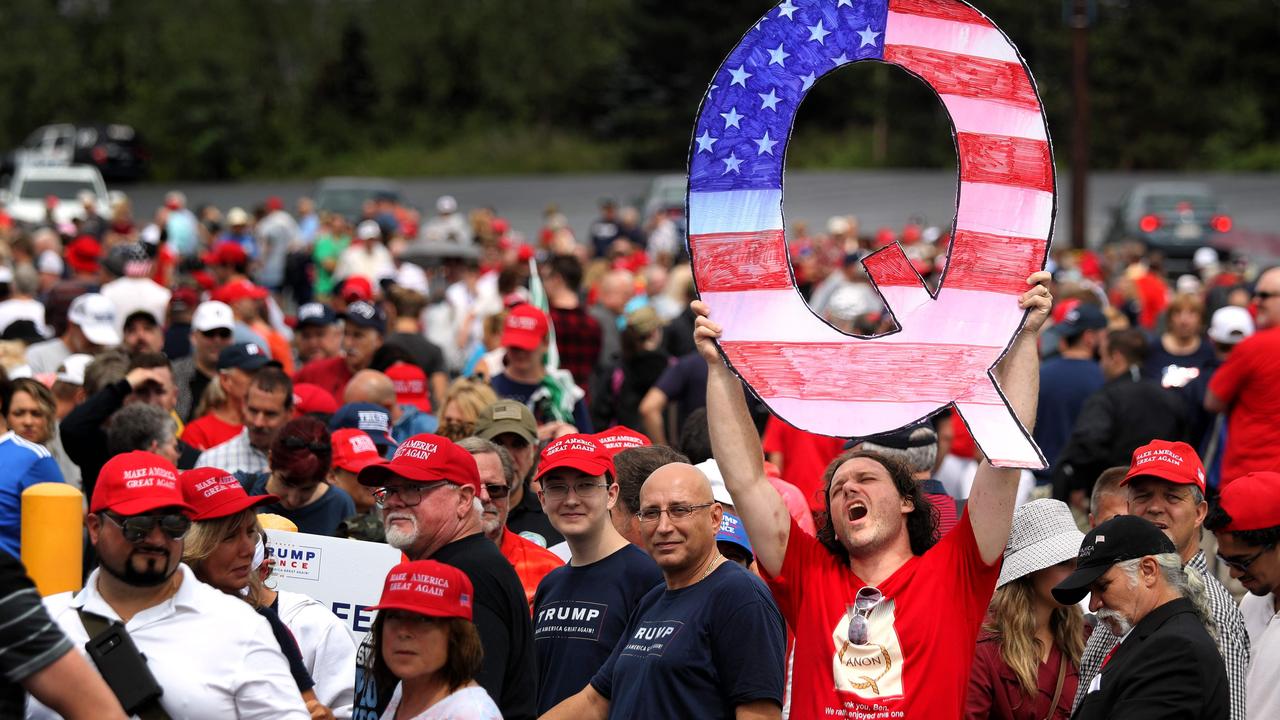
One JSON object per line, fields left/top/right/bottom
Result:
{"left": 543, "top": 460, "right": 786, "bottom": 720}
{"left": 528, "top": 434, "right": 663, "bottom": 714}
{"left": 456, "top": 437, "right": 562, "bottom": 610}
{"left": 1206, "top": 266, "right": 1280, "bottom": 487}
{"left": 27, "top": 451, "right": 309, "bottom": 719}
{"left": 690, "top": 273, "right": 1053, "bottom": 719}
{"left": 353, "top": 432, "right": 535, "bottom": 720}
{"left": 1206, "top": 471, "right": 1280, "bottom": 719}
{"left": 174, "top": 301, "right": 236, "bottom": 422}
{"left": 1071, "top": 440, "right": 1250, "bottom": 719}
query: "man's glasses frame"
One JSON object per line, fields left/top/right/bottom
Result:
{"left": 540, "top": 481, "right": 608, "bottom": 502}
{"left": 636, "top": 502, "right": 715, "bottom": 523}
{"left": 102, "top": 511, "right": 192, "bottom": 543}
{"left": 1217, "top": 543, "right": 1275, "bottom": 572}
{"left": 372, "top": 482, "right": 450, "bottom": 508}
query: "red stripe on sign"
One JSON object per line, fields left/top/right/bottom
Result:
{"left": 942, "top": 230, "right": 1048, "bottom": 295}
{"left": 884, "top": 46, "right": 1038, "bottom": 110}
{"left": 889, "top": 0, "right": 991, "bottom": 26}
{"left": 720, "top": 341, "right": 998, "bottom": 402}
{"left": 956, "top": 133, "right": 1053, "bottom": 192}
{"left": 863, "top": 244, "right": 921, "bottom": 288}
{"left": 690, "top": 230, "right": 792, "bottom": 291}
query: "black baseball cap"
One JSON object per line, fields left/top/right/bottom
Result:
{"left": 342, "top": 300, "right": 386, "bottom": 334}
{"left": 217, "top": 343, "right": 277, "bottom": 372}
{"left": 1051, "top": 515, "right": 1177, "bottom": 604}
{"left": 1057, "top": 303, "right": 1107, "bottom": 339}
{"left": 296, "top": 302, "right": 339, "bottom": 328}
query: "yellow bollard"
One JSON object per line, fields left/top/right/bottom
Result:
{"left": 21, "top": 483, "right": 84, "bottom": 596}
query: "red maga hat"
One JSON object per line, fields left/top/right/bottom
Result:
{"left": 536, "top": 433, "right": 615, "bottom": 482}
{"left": 1122, "top": 440, "right": 1206, "bottom": 494}
{"left": 179, "top": 467, "right": 277, "bottom": 521}
{"left": 214, "top": 278, "right": 269, "bottom": 305}
{"left": 91, "top": 451, "right": 194, "bottom": 516}
{"left": 386, "top": 362, "right": 431, "bottom": 413}
{"left": 292, "top": 383, "right": 339, "bottom": 417}
{"left": 593, "top": 426, "right": 651, "bottom": 457}
{"left": 370, "top": 560, "right": 474, "bottom": 621}
{"left": 1216, "top": 472, "right": 1280, "bottom": 532}
{"left": 202, "top": 241, "right": 249, "bottom": 267}
{"left": 501, "top": 304, "right": 549, "bottom": 351}
{"left": 357, "top": 433, "right": 481, "bottom": 492}
{"left": 331, "top": 428, "right": 385, "bottom": 474}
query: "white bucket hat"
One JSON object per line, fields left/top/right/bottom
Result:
{"left": 997, "top": 499, "right": 1085, "bottom": 588}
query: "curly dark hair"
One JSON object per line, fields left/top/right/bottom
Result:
{"left": 1204, "top": 504, "right": 1280, "bottom": 548}
{"left": 815, "top": 449, "right": 939, "bottom": 562}
{"left": 269, "top": 416, "right": 331, "bottom": 483}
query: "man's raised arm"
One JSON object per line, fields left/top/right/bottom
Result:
{"left": 693, "top": 300, "right": 791, "bottom": 576}
{"left": 967, "top": 271, "right": 1052, "bottom": 565}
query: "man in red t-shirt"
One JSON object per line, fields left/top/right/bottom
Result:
{"left": 691, "top": 272, "right": 1051, "bottom": 719}
{"left": 293, "top": 300, "right": 384, "bottom": 400}
{"left": 762, "top": 415, "right": 845, "bottom": 512}
{"left": 1206, "top": 267, "right": 1280, "bottom": 484}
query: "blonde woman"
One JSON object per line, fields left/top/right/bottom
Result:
{"left": 966, "top": 499, "right": 1086, "bottom": 719}
{"left": 436, "top": 377, "right": 497, "bottom": 441}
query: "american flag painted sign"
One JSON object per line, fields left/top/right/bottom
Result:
{"left": 688, "top": 0, "right": 1052, "bottom": 469}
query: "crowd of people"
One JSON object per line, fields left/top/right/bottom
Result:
{"left": 0, "top": 187, "right": 1277, "bottom": 719}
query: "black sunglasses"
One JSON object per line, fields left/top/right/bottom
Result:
{"left": 103, "top": 512, "right": 191, "bottom": 543}
{"left": 1255, "top": 290, "right": 1278, "bottom": 301}
{"left": 484, "top": 483, "right": 511, "bottom": 499}
{"left": 201, "top": 328, "right": 233, "bottom": 340}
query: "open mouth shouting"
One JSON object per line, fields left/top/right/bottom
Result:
{"left": 846, "top": 500, "right": 869, "bottom": 523}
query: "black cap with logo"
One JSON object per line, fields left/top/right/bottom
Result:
{"left": 217, "top": 342, "right": 277, "bottom": 372}
{"left": 1051, "top": 515, "right": 1176, "bottom": 604}
{"left": 342, "top": 300, "right": 386, "bottom": 334}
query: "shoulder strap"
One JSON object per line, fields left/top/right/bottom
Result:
{"left": 1043, "top": 651, "right": 1069, "bottom": 720}
{"left": 77, "top": 610, "right": 174, "bottom": 720}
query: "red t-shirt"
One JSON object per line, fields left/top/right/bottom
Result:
{"left": 293, "top": 356, "right": 354, "bottom": 402}
{"left": 762, "top": 416, "right": 846, "bottom": 512}
{"left": 181, "top": 413, "right": 243, "bottom": 451}
{"left": 499, "top": 529, "right": 564, "bottom": 613}
{"left": 1208, "top": 326, "right": 1280, "bottom": 483}
{"left": 766, "top": 510, "right": 1000, "bottom": 719}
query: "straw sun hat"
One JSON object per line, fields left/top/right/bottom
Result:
{"left": 997, "top": 499, "right": 1085, "bottom": 589}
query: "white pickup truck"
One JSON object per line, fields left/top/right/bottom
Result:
{"left": 1, "top": 164, "right": 111, "bottom": 226}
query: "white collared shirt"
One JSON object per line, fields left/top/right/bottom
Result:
{"left": 1241, "top": 592, "right": 1280, "bottom": 719}
{"left": 26, "top": 564, "right": 309, "bottom": 720}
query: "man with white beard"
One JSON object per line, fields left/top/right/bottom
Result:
{"left": 348, "top": 433, "right": 536, "bottom": 720}
{"left": 1052, "top": 515, "right": 1229, "bottom": 719}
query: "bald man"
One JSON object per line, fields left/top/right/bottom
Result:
{"left": 343, "top": 368, "right": 437, "bottom": 441}
{"left": 544, "top": 463, "right": 786, "bottom": 720}
{"left": 590, "top": 269, "right": 634, "bottom": 366}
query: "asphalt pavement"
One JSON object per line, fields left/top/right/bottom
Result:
{"left": 120, "top": 170, "right": 1280, "bottom": 257}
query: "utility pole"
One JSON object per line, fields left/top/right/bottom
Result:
{"left": 1069, "top": 0, "right": 1091, "bottom": 249}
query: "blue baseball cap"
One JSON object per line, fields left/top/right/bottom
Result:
{"left": 296, "top": 302, "right": 339, "bottom": 328}
{"left": 328, "top": 402, "right": 398, "bottom": 452}
{"left": 716, "top": 512, "right": 753, "bottom": 559}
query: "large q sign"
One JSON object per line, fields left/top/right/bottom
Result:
{"left": 688, "top": 0, "right": 1052, "bottom": 469}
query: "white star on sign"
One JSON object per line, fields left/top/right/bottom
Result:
{"left": 832, "top": 53, "right": 851, "bottom": 66}
{"left": 720, "top": 106, "right": 743, "bottom": 129}
{"left": 807, "top": 19, "right": 830, "bottom": 45}
{"left": 758, "top": 88, "right": 781, "bottom": 111}
{"left": 837, "top": 0, "right": 853, "bottom": 7}
{"left": 695, "top": 130, "right": 718, "bottom": 154}
{"left": 767, "top": 43, "right": 790, "bottom": 67}
{"left": 722, "top": 152, "right": 743, "bottom": 175}
{"left": 800, "top": 71, "right": 816, "bottom": 91}
{"left": 729, "top": 64, "right": 752, "bottom": 87}
{"left": 754, "top": 131, "right": 778, "bottom": 156}
{"left": 857, "top": 26, "right": 881, "bottom": 48}
{"left": 777, "top": 0, "right": 798, "bottom": 19}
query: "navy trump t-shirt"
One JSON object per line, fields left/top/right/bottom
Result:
{"left": 533, "top": 544, "right": 663, "bottom": 713}
{"left": 589, "top": 561, "right": 785, "bottom": 719}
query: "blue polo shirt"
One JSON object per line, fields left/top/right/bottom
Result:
{"left": 0, "top": 432, "right": 64, "bottom": 558}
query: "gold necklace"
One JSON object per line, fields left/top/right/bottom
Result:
{"left": 699, "top": 552, "right": 723, "bottom": 581}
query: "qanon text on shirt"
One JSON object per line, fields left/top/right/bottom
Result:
{"left": 534, "top": 601, "right": 607, "bottom": 640}
{"left": 621, "top": 620, "right": 684, "bottom": 658}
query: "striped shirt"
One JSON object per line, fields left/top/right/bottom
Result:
{"left": 1072, "top": 551, "right": 1250, "bottom": 720}
{"left": 195, "top": 428, "right": 269, "bottom": 475}
{"left": 0, "top": 552, "right": 73, "bottom": 716}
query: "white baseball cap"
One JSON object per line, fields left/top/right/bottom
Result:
{"left": 67, "top": 294, "right": 121, "bottom": 347}
{"left": 1208, "top": 305, "right": 1255, "bottom": 345}
{"left": 436, "top": 195, "right": 458, "bottom": 214}
{"left": 37, "top": 250, "right": 64, "bottom": 276}
{"left": 694, "top": 459, "right": 734, "bottom": 506}
{"left": 356, "top": 220, "right": 382, "bottom": 241}
{"left": 56, "top": 353, "right": 94, "bottom": 386}
{"left": 192, "top": 301, "right": 235, "bottom": 333}
{"left": 0, "top": 266, "right": 13, "bottom": 284}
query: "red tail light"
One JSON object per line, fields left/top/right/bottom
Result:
{"left": 92, "top": 146, "right": 107, "bottom": 164}
{"left": 1139, "top": 214, "right": 1160, "bottom": 233}
{"left": 1211, "top": 215, "right": 1233, "bottom": 233}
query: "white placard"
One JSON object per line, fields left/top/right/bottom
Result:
{"left": 264, "top": 529, "right": 404, "bottom": 640}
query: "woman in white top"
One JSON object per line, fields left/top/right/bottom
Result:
{"left": 370, "top": 559, "right": 501, "bottom": 720}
